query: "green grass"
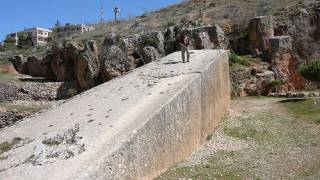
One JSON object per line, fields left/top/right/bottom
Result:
{"left": 229, "top": 52, "right": 250, "bottom": 66}
{"left": 0, "top": 71, "right": 16, "bottom": 80}
{"left": 280, "top": 98, "right": 320, "bottom": 124}
{"left": 158, "top": 150, "right": 249, "bottom": 180}
{"left": 159, "top": 98, "right": 320, "bottom": 179}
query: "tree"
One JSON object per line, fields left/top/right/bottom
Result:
{"left": 17, "top": 32, "right": 33, "bottom": 48}
{"left": 299, "top": 60, "right": 320, "bottom": 82}
{"left": 3, "top": 36, "right": 17, "bottom": 49}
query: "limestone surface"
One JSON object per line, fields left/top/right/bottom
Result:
{"left": 0, "top": 50, "right": 230, "bottom": 180}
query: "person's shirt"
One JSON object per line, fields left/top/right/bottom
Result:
{"left": 178, "top": 35, "right": 191, "bottom": 47}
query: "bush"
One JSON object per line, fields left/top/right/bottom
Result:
{"left": 299, "top": 60, "right": 320, "bottom": 82}
{"left": 268, "top": 80, "right": 283, "bottom": 93}
{"left": 17, "top": 32, "right": 33, "bottom": 49}
{"left": 138, "top": 34, "right": 159, "bottom": 49}
{"left": 229, "top": 52, "right": 250, "bottom": 66}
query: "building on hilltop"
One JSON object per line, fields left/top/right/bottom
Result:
{"left": 53, "top": 23, "right": 95, "bottom": 40}
{"left": 7, "top": 27, "right": 52, "bottom": 47}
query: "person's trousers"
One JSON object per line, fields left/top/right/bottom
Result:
{"left": 181, "top": 46, "right": 190, "bottom": 62}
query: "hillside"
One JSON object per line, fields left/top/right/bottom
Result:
{"left": 73, "top": 0, "right": 313, "bottom": 43}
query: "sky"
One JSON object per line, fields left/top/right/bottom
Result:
{"left": 0, "top": 0, "right": 180, "bottom": 42}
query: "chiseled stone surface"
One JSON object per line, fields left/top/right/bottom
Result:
{"left": 0, "top": 50, "right": 230, "bottom": 180}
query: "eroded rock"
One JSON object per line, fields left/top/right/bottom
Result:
{"left": 75, "top": 40, "right": 100, "bottom": 90}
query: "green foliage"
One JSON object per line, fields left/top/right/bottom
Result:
{"left": 268, "top": 80, "right": 283, "bottom": 93}
{"left": 229, "top": 52, "right": 250, "bottom": 66}
{"left": 17, "top": 32, "right": 33, "bottom": 49}
{"left": 3, "top": 36, "right": 17, "bottom": 50}
{"left": 67, "top": 88, "right": 78, "bottom": 97}
{"left": 138, "top": 34, "right": 159, "bottom": 49}
{"left": 299, "top": 60, "right": 320, "bottom": 82}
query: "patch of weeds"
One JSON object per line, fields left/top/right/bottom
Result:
{"left": 42, "top": 138, "right": 61, "bottom": 147}
{"left": 223, "top": 113, "right": 277, "bottom": 145}
{"left": 224, "top": 125, "right": 258, "bottom": 140}
{"left": 0, "top": 137, "right": 23, "bottom": 155}
{"left": 206, "top": 133, "right": 215, "bottom": 141}
{"left": 158, "top": 150, "right": 252, "bottom": 180}
{"left": 229, "top": 52, "right": 250, "bottom": 66}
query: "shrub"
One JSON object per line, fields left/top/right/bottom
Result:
{"left": 299, "top": 60, "right": 320, "bottom": 82}
{"left": 268, "top": 80, "right": 283, "bottom": 93}
{"left": 67, "top": 88, "right": 78, "bottom": 97}
{"left": 138, "top": 34, "right": 159, "bottom": 49}
{"left": 229, "top": 52, "right": 250, "bottom": 66}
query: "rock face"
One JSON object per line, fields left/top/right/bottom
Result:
{"left": 75, "top": 40, "right": 100, "bottom": 90}
{"left": 230, "top": 64, "right": 274, "bottom": 96}
{"left": 248, "top": 16, "right": 274, "bottom": 59}
{"left": 269, "top": 36, "right": 307, "bottom": 92}
{"left": 8, "top": 23, "right": 230, "bottom": 91}
{"left": 100, "top": 46, "right": 135, "bottom": 82}
{"left": 9, "top": 55, "right": 26, "bottom": 74}
{"left": 273, "top": 4, "right": 320, "bottom": 61}
{"left": 48, "top": 44, "right": 76, "bottom": 81}
{"left": 163, "top": 24, "right": 228, "bottom": 54}
{"left": 25, "top": 56, "right": 51, "bottom": 78}
{"left": 141, "top": 46, "right": 160, "bottom": 64}
{"left": 206, "top": 24, "right": 229, "bottom": 49}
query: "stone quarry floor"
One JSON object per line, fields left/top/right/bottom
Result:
{"left": 158, "top": 97, "right": 320, "bottom": 180}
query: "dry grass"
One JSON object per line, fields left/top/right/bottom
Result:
{"left": 71, "top": 0, "right": 312, "bottom": 46}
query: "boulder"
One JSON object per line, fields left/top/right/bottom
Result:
{"left": 137, "top": 32, "right": 165, "bottom": 55}
{"left": 100, "top": 46, "right": 135, "bottom": 82}
{"left": 49, "top": 42, "right": 79, "bottom": 81}
{"left": 9, "top": 55, "right": 27, "bottom": 74}
{"left": 123, "top": 35, "right": 140, "bottom": 55}
{"left": 75, "top": 40, "right": 100, "bottom": 90}
{"left": 206, "top": 24, "right": 229, "bottom": 49}
{"left": 141, "top": 46, "right": 160, "bottom": 64}
{"left": 269, "top": 36, "right": 292, "bottom": 55}
{"left": 248, "top": 16, "right": 274, "bottom": 58}
{"left": 25, "top": 56, "right": 50, "bottom": 78}
{"left": 270, "top": 36, "right": 308, "bottom": 92}
{"left": 256, "top": 71, "right": 274, "bottom": 78}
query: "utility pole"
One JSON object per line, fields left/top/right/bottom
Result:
{"left": 99, "top": 0, "right": 105, "bottom": 29}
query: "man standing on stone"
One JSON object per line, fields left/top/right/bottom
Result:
{"left": 178, "top": 32, "right": 191, "bottom": 63}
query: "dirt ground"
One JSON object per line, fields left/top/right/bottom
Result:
{"left": 158, "top": 97, "right": 320, "bottom": 180}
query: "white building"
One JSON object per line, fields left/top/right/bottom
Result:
{"left": 8, "top": 27, "right": 52, "bottom": 46}
{"left": 24, "top": 27, "right": 52, "bottom": 46}
{"left": 53, "top": 23, "right": 95, "bottom": 40}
